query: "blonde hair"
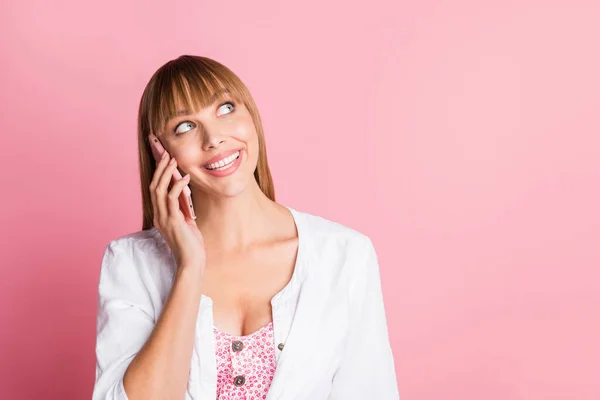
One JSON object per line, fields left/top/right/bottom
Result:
{"left": 137, "top": 55, "right": 276, "bottom": 230}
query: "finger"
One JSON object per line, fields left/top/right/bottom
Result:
{"left": 150, "top": 151, "right": 170, "bottom": 188}
{"left": 167, "top": 174, "right": 191, "bottom": 219}
{"left": 149, "top": 152, "right": 170, "bottom": 223}
{"left": 157, "top": 157, "right": 179, "bottom": 213}
{"left": 155, "top": 155, "right": 177, "bottom": 222}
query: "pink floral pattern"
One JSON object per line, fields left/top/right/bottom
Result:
{"left": 214, "top": 321, "right": 277, "bottom": 399}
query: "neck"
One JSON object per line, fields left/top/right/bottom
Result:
{"left": 191, "top": 178, "right": 278, "bottom": 252}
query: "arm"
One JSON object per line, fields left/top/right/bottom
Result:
{"left": 92, "top": 239, "right": 203, "bottom": 400}
{"left": 329, "top": 237, "right": 400, "bottom": 399}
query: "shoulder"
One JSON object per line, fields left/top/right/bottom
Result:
{"left": 106, "top": 226, "right": 163, "bottom": 247}
{"left": 290, "top": 206, "right": 378, "bottom": 302}
{"left": 293, "top": 206, "right": 373, "bottom": 245}
{"left": 290, "top": 206, "right": 374, "bottom": 260}
{"left": 99, "top": 227, "right": 176, "bottom": 296}
{"left": 103, "top": 227, "right": 170, "bottom": 260}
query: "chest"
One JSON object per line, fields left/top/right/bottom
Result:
{"left": 201, "top": 238, "right": 298, "bottom": 337}
{"left": 186, "top": 236, "right": 355, "bottom": 400}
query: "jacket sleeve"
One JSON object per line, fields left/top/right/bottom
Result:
{"left": 92, "top": 239, "right": 156, "bottom": 400}
{"left": 329, "top": 236, "right": 400, "bottom": 399}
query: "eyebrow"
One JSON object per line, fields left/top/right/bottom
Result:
{"left": 174, "top": 88, "right": 231, "bottom": 117}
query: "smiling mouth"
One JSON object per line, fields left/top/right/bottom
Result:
{"left": 204, "top": 150, "right": 241, "bottom": 170}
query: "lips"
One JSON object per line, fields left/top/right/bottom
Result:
{"left": 203, "top": 148, "right": 243, "bottom": 167}
{"left": 203, "top": 148, "right": 243, "bottom": 177}
{"left": 205, "top": 152, "right": 240, "bottom": 170}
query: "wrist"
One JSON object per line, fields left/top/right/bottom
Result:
{"left": 175, "top": 263, "right": 204, "bottom": 282}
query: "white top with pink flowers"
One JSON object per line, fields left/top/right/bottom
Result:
{"left": 213, "top": 321, "right": 277, "bottom": 399}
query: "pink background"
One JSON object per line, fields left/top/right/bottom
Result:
{"left": 1, "top": 0, "right": 599, "bottom": 398}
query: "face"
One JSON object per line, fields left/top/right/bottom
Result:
{"left": 156, "top": 92, "right": 259, "bottom": 198}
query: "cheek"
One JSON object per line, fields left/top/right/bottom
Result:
{"left": 233, "top": 115, "right": 257, "bottom": 141}
{"left": 174, "top": 147, "right": 202, "bottom": 167}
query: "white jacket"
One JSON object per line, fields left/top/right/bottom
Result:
{"left": 92, "top": 205, "right": 400, "bottom": 399}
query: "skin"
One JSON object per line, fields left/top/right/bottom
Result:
{"left": 156, "top": 93, "right": 299, "bottom": 337}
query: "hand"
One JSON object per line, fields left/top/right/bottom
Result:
{"left": 150, "top": 151, "right": 206, "bottom": 273}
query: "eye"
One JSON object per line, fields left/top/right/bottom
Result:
{"left": 217, "top": 101, "right": 235, "bottom": 115}
{"left": 174, "top": 121, "right": 194, "bottom": 136}
{"left": 172, "top": 101, "right": 236, "bottom": 136}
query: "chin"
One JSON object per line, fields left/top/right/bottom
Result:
{"left": 214, "top": 173, "right": 254, "bottom": 197}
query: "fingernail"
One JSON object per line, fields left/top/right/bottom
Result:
{"left": 169, "top": 157, "right": 176, "bottom": 165}
{"left": 162, "top": 152, "right": 168, "bottom": 159}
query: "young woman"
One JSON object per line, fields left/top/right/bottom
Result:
{"left": 92, "top": 55, "right": 399, "bottom": 400}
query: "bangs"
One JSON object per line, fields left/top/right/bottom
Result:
{"left": 147, "top": 59, "right": 245, "bottom": 136}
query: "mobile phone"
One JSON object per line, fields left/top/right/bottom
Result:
{"left": 148, "top": 133, "right": 196, "bottom": 220}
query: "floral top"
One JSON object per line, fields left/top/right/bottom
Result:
{"left": 213, "top": 321, "right": 277, "bottom": 399}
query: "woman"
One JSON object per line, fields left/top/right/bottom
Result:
{"left": 92, "top": 55, "right": 399, "bottom": 400}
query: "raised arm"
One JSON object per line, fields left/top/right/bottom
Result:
{"left": 92, "top": 239, "right": 204, "bottom": 400}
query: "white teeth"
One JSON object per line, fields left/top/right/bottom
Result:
{"left": 205, "top": 151, "right": 240, "bottom": 170}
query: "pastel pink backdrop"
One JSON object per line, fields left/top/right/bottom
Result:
{"left": 1, "top": 0, "right": 598, "bottom": 398}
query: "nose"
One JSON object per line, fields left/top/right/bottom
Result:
{"left": 202, "top": 128, "right": 227, "bottom": 150}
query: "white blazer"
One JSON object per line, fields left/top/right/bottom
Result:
{"left": 92, "top": 205, "right": 400, "bottom": 399}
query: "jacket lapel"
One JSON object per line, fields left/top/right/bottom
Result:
{"left": 266, "top": 263, "right": 350, "bottom": 399}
